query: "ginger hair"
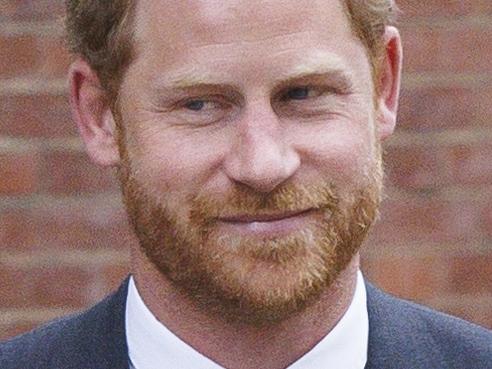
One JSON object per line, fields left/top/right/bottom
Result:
{"left": 65, "top": 0, "right": 397, "bottom": 99}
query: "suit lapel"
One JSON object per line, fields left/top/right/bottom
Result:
{"left": 363, "top": 281, "right": 413, "bottom": 369}
{"left": 364, "top": 281, "right": 393, "bottom": 369}
{"left": 68, "top": 276, "right": 131, "bottom": 369}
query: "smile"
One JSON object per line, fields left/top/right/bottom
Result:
{"left": 217, "top": 209, "right": 317, "bottom": 237}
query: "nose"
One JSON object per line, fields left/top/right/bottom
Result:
{"left": 223, "top": 105, "right": 300, "bottom": 193}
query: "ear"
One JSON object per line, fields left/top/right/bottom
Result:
{"left": 375, "top": 26, "right": 403, "bottom": 141}
{"left": 68, "top": 58, "right": 120, "bottom": 167}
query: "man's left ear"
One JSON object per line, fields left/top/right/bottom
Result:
{"left": 376, "top": 26, "right": 403, "bottom": 141}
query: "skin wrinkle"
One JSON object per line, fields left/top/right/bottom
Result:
{"left": 141, "top": 49, "right": 357, "bottom": 99}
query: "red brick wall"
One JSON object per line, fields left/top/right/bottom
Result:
{"left": 1, "top": 1, "right": 491, "bottom": 339}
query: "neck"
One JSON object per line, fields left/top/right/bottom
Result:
{"left": 131, "top": 247, "right": 360, "bottom": 369}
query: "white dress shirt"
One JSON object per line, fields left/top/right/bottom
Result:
{"left": 126, "top": 271, "right": 368, "bottom": 369}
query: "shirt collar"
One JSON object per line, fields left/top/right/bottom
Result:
{"left": 126, "top": 271, "right": 368, "bottom": 369}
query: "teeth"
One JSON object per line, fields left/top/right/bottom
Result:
{"left": 249, "top": 222, "right": 261, "bottom": 231}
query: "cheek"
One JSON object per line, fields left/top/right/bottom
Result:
{"left": 125, "top": 124, "right": 226, "bottom": 197}
{"left": 298, "top": 120, "right": 377, "bottom": 185}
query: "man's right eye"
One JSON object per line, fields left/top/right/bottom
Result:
{"left": 285, "top": 87, "right": 311, "bottom": 100}
{"left": 184, "top": 100, "right": 206, "bottom": 111}
{"left": 282, "top": 86, "right": 326, "bottom": 102}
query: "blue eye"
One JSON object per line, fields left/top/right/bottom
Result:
{"left": 185, "top": 100, "right": 206, "bottom": 111}
{"left": 286, "top": 87, "right": 310, "bottom": 100}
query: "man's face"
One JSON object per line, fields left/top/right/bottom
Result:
{"left": 116, "top": 0, "right": 383, "bottom": 324}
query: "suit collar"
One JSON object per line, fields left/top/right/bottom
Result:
{"left": 73, "top": 276, "right": 130, "bottom": 369}
{"left": 90, "top": 277, "right": 398, "bottom": 369}
{"left": 364, "top": 280, "right": 414, "bottom": 369}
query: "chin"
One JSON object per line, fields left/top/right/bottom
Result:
{"left": 155, "top": 222, "right": 360, "bottom": 326}
{"left": 122, "top": 158, "right": 381, "bottom": 324}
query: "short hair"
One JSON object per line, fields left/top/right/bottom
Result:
{"left": 65, "top": 0, "right": 397, "bottom": 100}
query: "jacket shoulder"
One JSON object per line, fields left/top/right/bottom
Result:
{"left": 365, "top": 281, "right": 492, "bottom": 369}
{"left": 0, "top": 278, "right": 130, "bottom": 369}
{"left": 1, "top": 310, "right": 91, "bottom": 369}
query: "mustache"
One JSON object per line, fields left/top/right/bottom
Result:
{"left": 190, "top": 182, "right": 340, "bottom": 221}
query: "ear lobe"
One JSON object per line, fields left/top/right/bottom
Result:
{"left": 68, "top": 58, "right": 120, "bottom": 167}
{"left": 376, "top": 26, "right": 403, "bottom": 141}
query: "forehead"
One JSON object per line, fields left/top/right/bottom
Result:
{"left": 134, "top": 0, "right": 349, "bottom": 42}
{"left": 128, "top": 0, "right": 368, "bottom": 90}
{"left": 133, "top": 0, "right": 355, "bottom": 53}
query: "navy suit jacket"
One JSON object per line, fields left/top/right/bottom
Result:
{"left": 1, "top": 277, "right": 491, "bottom": 369}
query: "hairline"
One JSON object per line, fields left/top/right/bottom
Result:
{"left": 107, "top": 0, "right": 389, "bottom": 101}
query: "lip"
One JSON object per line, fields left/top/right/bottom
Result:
{"left": 216, "top": 209, "right": 317, "bottom": 237}
{"left": 219, "top": 209, "right": 312, "bottom": 223}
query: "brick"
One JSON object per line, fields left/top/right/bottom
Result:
{"left": 0, "top": 150, "right": 40, "bottom": 195}
{"left": 361, "top": 255, "right": 448, "bottom": 303}
{"left": 0, "top": 0, "right": 65, "bottom": 21}
{"left": 88, "top": 263, "right": 131, "bottom": 302}
{"left": 384, "top": 145, "right": 451, "bottom": 190}
{"left": 0, "top": 33, "right": 70, "bottom": 79}
{"left": 369, "top": 195, "right": 487, "bottom": 246}
{"left": 448, "top": 254, "right": 492, "bottom": 294}
{"left": 99, "top": 263, "right": 130, "bottom": 292}
{"left": 385, "top": 142, "right": 492, "bottom": 190}
{"left": 432, "top": 296, "right": 492, "bottom": 329}
{"left": 36, "top": 34, "right": 72, "bottom": 79}
{"left": 482, "top": 198, "right": 492, "bottom": 238}
{"left": 0, "top": 262, "right": 91, "bottom": 308}
{"left": 480, "top": 302, "right": 492, "bottom": 329}
{"left": 401, "top": 25, "right": 492, "bottom": 74}
{"left": 447, "top": 143, "right": 492, "bottom": 186}
{"left": 40, "top": 150, "right": 119, "bottom": 194}
{"left": 362, "top": 252, "right": 492, "bottom": 330}
{"left": 397, "top": 0, "right": 492, "bottom": 18}
{"left": 398, "top": 86, "right": 492, "bottom": 132}
{"left": 0, "top": 34, "right": 37, "bottom": 78}
{"left": 0, "top": 321, "right": 38, "bottom": 340}
{"left": 0, "top": 94, "right": 76, "bottom": 138}
{"left": 0, "top": 199, "right": 135, "bottom": 251}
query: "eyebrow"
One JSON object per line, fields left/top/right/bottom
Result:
{"left": 151, "top": 70, "right": 237, "bottom": 92}
{"left": 274, "top": 55, "right": 355, "bottom": 90}
{"left": 151, "top": 54, "right": 355, "bottom": 93}
{"left": 273, "top": 70, "right": 354, "bottom": 94}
